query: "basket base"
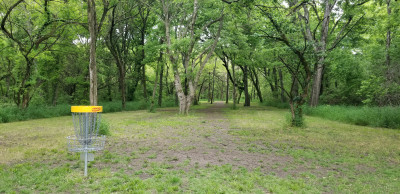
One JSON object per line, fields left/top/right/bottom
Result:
{"left": 66, "top": 135, "right": 106, "bottom": 152}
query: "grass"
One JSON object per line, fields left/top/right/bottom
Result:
{"left": 262, "top": 100, "right": 400, "bottom": 129}
{"left": 303, "top": 105, "right": 400, "bottom": 129}
{"left": 225, "top": 105, "right": 400, "bottom": 193}
{"left": 1, "top": 102, "right": 399, "bottom": 193}
{"left": 0, "top": 99, "right": 177, "bottom": 123}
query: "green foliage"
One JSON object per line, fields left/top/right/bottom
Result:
{"left": 290, "top": 105, "right": 304, "bottom": 128}
{"left": 98, "top": 119, "right": 110, "bottom": 136}
{"left": 262, "top": 98, "right": 290, "bottom": 109}
{"left": 303, "top": 105, "right": 400, "bottom": 129}
{"left": 263, "top": 101, "right": 400, "bottom": 129}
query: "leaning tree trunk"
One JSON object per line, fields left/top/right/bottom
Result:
{"left": 250, "top": 68, "right": 263, "bottom": 103}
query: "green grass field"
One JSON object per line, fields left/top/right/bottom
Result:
{"left": 1, "top": 102, "right": 399, "bottom": 193}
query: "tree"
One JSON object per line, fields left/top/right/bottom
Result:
{"left": 87, "top": 0, "right": 112, "bottom": 106}
{"left": 160, "top": 0, "right": 224, "bottom": 114}
{"left": 1, "top": 0, "right": 71, "bottom": 108}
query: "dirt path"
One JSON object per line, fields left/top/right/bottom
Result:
{"left": 99, "top": 102, "right": 297, "bottom": 178}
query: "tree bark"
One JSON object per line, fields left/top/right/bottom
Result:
{"left": 150, "top": 57, "right": 162, "bottom": 112}
{"left": 272, "top": 67, "right": 278, "bottom": 98}
{"left": 88, "top": 0, "right": 98, "bottom": 106}
{"left": 243, "top": 66, "right": 250, "bottom": 106}
{"left": 208, "top": 72, "right": 211, "bottom": 102}
{"left": 158, "top": 61, "right": 164, "bottom": 107}
{"left": 309, "top": 0, "right": 333, "bottom": 107}
{"left": 161, "top": 0, "right": 223, "bottom": 114}
{"left": 226, "top": 70, "right": 229, "bottom": 104}
{"left": 211, "top": 59, "right": 217, "bottom": 104}
{"left": 385, "top": 0, "right": 392, "bottom": 81}
{"left": 232, "top": 61, "right": 237, "bottom": 109}
{"left": 250, "top": 68, "right": 263, "bottom": 103}
{"left": 278, "top": 68, "right": 286, "bottom": 102}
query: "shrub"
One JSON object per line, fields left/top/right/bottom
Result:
{"left": 262, "top": 99, "right": 290, "bottom": 109}
{"left": 98, "top": 119, "right": 110, "bottom": 136}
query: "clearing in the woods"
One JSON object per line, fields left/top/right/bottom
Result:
{"left": 0, "top": 102, "right": 399, "bottom": 193}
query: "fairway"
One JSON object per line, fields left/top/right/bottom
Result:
{"left": 1, "top": 102, "right": 399, "bottom": 193}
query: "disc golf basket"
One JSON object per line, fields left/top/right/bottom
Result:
{"left": 67, "top": 106, "right": 106, "bottom": 176}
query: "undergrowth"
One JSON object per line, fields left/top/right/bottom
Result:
{"left": 0, "top": 99, "right": 176, "bottom": 123}
{"left": 263, "top": 100, "right": 400, "bottom": 129}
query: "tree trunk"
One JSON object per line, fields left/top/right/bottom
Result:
{"left": 88, "top": 0, "right": 98, "bottom": 106}
{"left": 278, "top": 68, "right": 286, "bottom": 102}
{"left": 237, "top": 89, "right": 242, "bottom": 104}
{"left": 291, "top": 75, "right": 299, "bottom": 98}
{"left": 310, "top": 62, "right": 323, "bottom": 106}
{"left": 118, "top": 65, "right": 126, "bottom": 109}
{"left": 107, "top": 80, "right": 112, "bottom": 101}
{"left": 142, "top": 60, "right": 147, "bottom": 100}
{"left": 165, "top": 64, "right": 170, "bottom": 95}
{"left": 211, "top": 60, "right": 216, "bottom": 104}
{"left": 18, "top": 57, "right": 33, "bottom": 108}
{"left": 208, "top": 72, "right": 211, "bottom": 102}
{"left": 140, "top": 27, "right": 147, "bottom": 100}
{"left": 243, "top": 66, "right": 250, "bottom": 106}
{"left": 250, "top": 68, "right": 263, "bottom": 103}
{"left": 226, "top": 70, "right": 229, "bottom": 104}
{"left": 161, "top": 0, "right": 223, "bottom": 114}
{"left": 150, "top": 58, "right": 161, "bottom": 112}
{"left": 195, "top": 78, "right": 205, "bottom": 105}
{"left": 158, "top": 62, "right": 164, "bottom": 107}
{"left": 264, "top": 68, "right": 276, "bottom": 94}
{"left": 232, "top": 61, "right": 237, "bottom": 109}
{"left": 310, "top": 0, "right": 331, "bottom": 107}
{"left": 272, "top": 67, "right": 278, "bottom": 98}
{"left": 385, "top": 0, "right": 392, "bottom": 81}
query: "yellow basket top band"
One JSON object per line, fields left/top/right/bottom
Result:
{"left": 71, "top": 106, "right": 103, "bottom": 113}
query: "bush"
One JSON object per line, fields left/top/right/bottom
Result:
{"left": 262, "top": 99, "right": 290, "bottom": 109}
{"left": 98, "top": 119, "right": 110, "bottom": 136}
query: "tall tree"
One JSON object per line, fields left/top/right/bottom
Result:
{"left": 87, "top": 0, "right": 111, "bottom": 106}
{"left": 160, "top": 0, "right": 224, "bottom": 114}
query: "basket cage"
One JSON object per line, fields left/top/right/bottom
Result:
{"left": 67, "top": 112, "right": 105, "bottom": 152}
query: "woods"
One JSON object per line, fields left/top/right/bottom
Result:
{"left": 1, "top": 1, "right": 400, "bottom": 192}
{"left": 1, "top": 0, "right": 399, "bottom": 125}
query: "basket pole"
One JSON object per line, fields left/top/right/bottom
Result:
{"left": 84, "top": 112, "right": 88, "bottom": 177}
{"left": 84, "top": 151, "right": 88, "bottom": 176}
